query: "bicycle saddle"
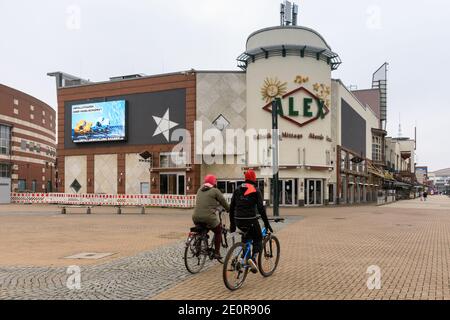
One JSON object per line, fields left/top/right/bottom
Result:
{"left": 190, "top": 224, "right": 208, "bottom": 233}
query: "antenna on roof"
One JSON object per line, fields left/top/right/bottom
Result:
{"left": 398, "top": 113, "right": 402, "bottom": 138}
{"left": 280, "top": 1, "right": 299, "bottom": 26}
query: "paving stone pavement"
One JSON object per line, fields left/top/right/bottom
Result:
{"left": 154, "top": 196, "right": 450, "bottom": 300}
{"left": 0, "top": 218, "right": 294, "bottom": 300}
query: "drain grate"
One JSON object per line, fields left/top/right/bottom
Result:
{"left": 395, "top": 224, "right": 413, "bottom": 227}
{"left": 64, "top": 252, "right": 116, "bottom": 260}
{"left": 333, "top": 217, "right": 346, "bottom": 220}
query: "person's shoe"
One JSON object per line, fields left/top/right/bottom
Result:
{"left": 214, "top": 253, "right": 223, "bottom": 261}
{"left": 247, "top": 258, "right": 258, "bottom": 273}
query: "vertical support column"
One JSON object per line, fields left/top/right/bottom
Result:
{"left": 151, "top": 152, "right": 159, "bottom": 194}
{"left": 271, "top": 99, "right": 280, "bottom": 217}
{"left": 324, "top": 178, "right": 329, "bottom": 205}
{"left": 298, "top": 177, "right": 305, "bottom": 206}
{"left": 336, "top": 145, "right": 341, "bottom": 205}
{"left": 117, "top": 153, "right": 126, "bottom": 194}
{"left": 87, "top": 155, "right": 94, "bottom": 194}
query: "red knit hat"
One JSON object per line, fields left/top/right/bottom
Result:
{"left": 244, "top": 170, "right": 257, "bottom": 182}
{"left": 204, "top": 174, "right": 217, "bottom": 186}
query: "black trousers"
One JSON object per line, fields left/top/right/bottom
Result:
{"left": 236, "top": 219, "right": 263, "bottom": 256}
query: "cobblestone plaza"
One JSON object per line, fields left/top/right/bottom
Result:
{"left": 1, "top": 196, "right": 449, "bottom": 300}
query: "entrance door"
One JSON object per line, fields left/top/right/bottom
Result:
{"left": 306, "top": 179, "right": 323, "bottom": 206}
{"left": 284, "top": 179, "right": 294, "bottom": 205}
{"left": 160, "top": 173, "right": 185, "bottom": 195}
{"left": 270, "top": 179, "right": 296, "bottom": 206}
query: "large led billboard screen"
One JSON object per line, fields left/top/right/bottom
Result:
{"left": 71, "top": 100, "right": 126, "bottom": 143}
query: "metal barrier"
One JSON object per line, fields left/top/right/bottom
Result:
{"left": 11, "top": 193, "right": 197, "bottom": 208}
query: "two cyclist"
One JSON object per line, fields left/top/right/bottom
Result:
{"left": 192, "top": 170, "right": 272, "bottom": 268}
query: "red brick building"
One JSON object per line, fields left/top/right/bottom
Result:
{"left": 0, "top": 84, "right": 56, "bottom": 193}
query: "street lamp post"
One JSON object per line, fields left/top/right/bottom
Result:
{"left": 272, "top": 99, "right": 280, "bottom": 217}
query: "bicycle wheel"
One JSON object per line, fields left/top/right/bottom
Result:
{"left": 184, "top": 235, "right": 207, "bottom": 274}
{"left": 258, "top": 235, "right": 280, "bottom": 277}
{"left": 223, "top": 242, "right": 249, "bottom": 291}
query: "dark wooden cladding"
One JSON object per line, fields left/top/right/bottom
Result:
{"left": 56, "top": 73, "right": 198, "bottom": 194}
{"left": 117, "top": 154, "right": 125, "bottom": 194}
{"left": 87, "top": 155, "right": 94, "bottom": 194}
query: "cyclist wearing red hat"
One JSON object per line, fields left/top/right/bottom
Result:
{"left": 192, "top": 174, "right": 230, "bottom": 260}
{"left": 229, "top": 169, "right": 272, "bottom": 271}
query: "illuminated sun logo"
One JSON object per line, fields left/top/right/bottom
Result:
{"left": 261, "top": 77, "right": 287, "bottom": 103}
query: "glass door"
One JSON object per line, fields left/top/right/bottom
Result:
{"left": 306, "top": 179, "right": 323, "bottom": 206}
{"left": 270, "top": 179, "right": 296, "bottom": 206}
{"left": 315, "top": 180, "right": 322, "bottom": 205}
{"left": 160, "top": 173, "right": 185, "bottom": 195}
{"left": 284, "top": 180, "right": 293, "bottom": 205}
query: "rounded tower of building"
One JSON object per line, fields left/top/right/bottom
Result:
{"left": 238, "top": 23, "right": 341, "bottom": 205}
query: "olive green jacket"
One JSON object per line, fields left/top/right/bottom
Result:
{"left": 192, "top": 186, "right": 230, "bottom": 229}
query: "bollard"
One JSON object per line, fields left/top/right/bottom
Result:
{"left": 61, "top": 207, "right": 66, "bottom": 215}
{"left": 117, "top": 207, "right": 122, "bottom": 215}
{"left": 87, "top": 207, "right": 91, "bottom": 215}
{"left": 141, "top": 206, "right": 145, "bottom": 215}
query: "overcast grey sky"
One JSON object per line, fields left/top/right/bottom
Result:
{"left": 1, "top": 0, "right": 449, "bottom": 171}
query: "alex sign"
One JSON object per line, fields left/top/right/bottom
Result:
{"left": 262, "top": 87, "right": 330, "bottom": 127}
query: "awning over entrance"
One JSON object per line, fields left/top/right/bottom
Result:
{"left": 384, "top": 171, "right": 395, "bottom": 181}
{"left": 393, "top": 181, "right": 413, "bottom": 189}
{"left": 368, "top": 162, "right": 384, "bottom": 178}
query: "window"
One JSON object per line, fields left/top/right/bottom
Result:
{"left": 0, "top": 164, "right": 10, "bottom": 178}
{"left": 160, "top": 152, "right": 186, "bottom": 168}
{"left": 18, "top": 179, "right": 26, "bottom": 192}
{"left": 140, "top": 182, "right": 150, "bottom": 194}
{"left": 372, "top": 135, "right": 382, "bottom": 162}
{"left": 341, "top": 151, "right": 347, "bottom": 170}
{"left": 160, "top": 174, "right": 185, "bottom": 195}
{"left": 21, "top": 140, "right": 26, "bottom": 150}
{"left": 31, "top": 180, "right": 37, "bottom": 192}
{"left": 13, "top": 99, "right": 18, "bottom": 105}
{"left": 217, "top": 180, "right": 246, "bottom": 194}
{"left": 326, "top": 150, "right": 331, "bottom": 166}
{"left": 0, "top": 125, "right": 11, "bottom": 155}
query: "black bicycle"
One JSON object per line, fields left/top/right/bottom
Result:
{"left": 184, "top": 207, "right": 232, "bottom": 274}
{"left": 223, "top": 217, "right": 284, "bottom": 291}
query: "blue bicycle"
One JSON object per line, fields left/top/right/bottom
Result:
{"left": 223, "top": 217, "right": 284, "bottom": 291}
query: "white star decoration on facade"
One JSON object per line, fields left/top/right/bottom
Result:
{"left": 152, "top": 108, "right": 179, "bottom": 142}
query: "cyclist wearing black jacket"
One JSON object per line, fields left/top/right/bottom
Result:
{"left": 229, "top": 170, "right": 273, "bottom": 261}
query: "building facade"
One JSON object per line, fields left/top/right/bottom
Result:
{"left": 428, "top": 168, "right": 450, "bottom": 194}
{"left": 0, "top": 84, "right": 56, "bottom": 195}
{"left": 49, "top": 22, "right": 415, "bottom": 206}
{"left": 48, "top": 72, "right": 200, "bottom": 195}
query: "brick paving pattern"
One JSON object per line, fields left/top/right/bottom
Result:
{"left": 154, "top": 196, "right": 450, "bottom": 300}
{"left": 1, "top": 196, "right": 450, "bottom": 300}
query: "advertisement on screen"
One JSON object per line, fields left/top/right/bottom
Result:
{"left": 71, "top": 100, "right": 126, "bottom": 143}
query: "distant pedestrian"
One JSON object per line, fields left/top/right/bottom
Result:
{"left": 423, "top": 191, "right": 428, "bottom": 201}
{"left": 420, "top": 191, "right": 424, "bottom": 201}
